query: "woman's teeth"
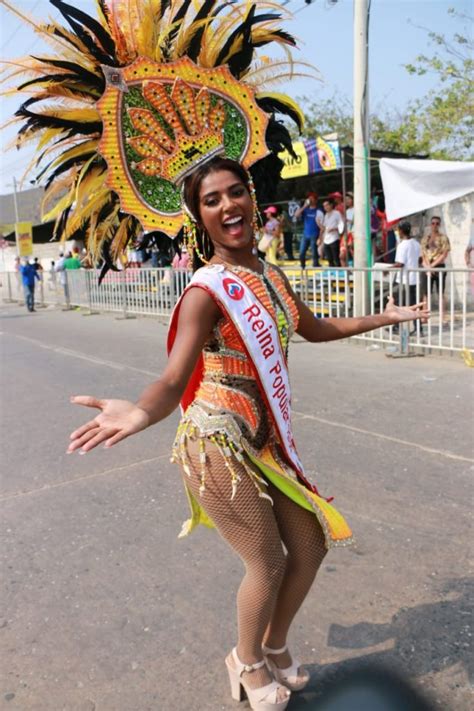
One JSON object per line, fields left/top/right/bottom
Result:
{"left": 224, "top": 216, "right": 243, "bottom": 226}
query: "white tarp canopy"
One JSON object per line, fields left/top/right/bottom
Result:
{"left": 379, "top": 158, "right": 474, "bottom": 222}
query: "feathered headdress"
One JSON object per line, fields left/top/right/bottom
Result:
{"left": 2, "top": 0, "right": 315, "bottom": 273}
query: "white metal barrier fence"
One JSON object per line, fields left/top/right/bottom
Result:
{"left": 284, "top": 266, "right": 473, "bottom": 354}
{"left": 2, "top": 266, "right": 472, "bottom": 355}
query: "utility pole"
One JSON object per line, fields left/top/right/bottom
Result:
{"left": 12, "top": 176, "right": 21, "bottom": 257}
{"left": 352, "top": 0, "right": 371, "bottom": 316}
{"left": 12, "top": 176, "right": 20, "bottom": 223}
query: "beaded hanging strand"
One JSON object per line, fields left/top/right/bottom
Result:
{"left": 247, "top": 172, "right": 262, "bottom": 255}
{"left": 182, "top": 207, "right": 210, "bottom": 265}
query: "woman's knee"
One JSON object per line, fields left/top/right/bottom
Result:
{"left": 285, "top": 522, "right": 327, "bottom": 573}
{"left": 287, "top": 543, "right": 327, "bottom": 577}
{"left": 248, "top": 545, "right": 287, "bottom": 587}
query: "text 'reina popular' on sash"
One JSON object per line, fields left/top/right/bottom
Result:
{"left": 168, "top": 264, "right": 318, "bottom": 489}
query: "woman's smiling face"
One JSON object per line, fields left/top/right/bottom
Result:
{"left": 197, "top": 169, "right": 254, "bottom": 255}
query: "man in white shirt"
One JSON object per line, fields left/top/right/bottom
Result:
{"left": 392, "top": 221, "right": 422, "bottom": 333}
{"left": 393, "top": 221, "right": 421, "bottom": 303}
{"left": 319, "top": 197, "right": 344, "bottom": 266}
{"left": 54, "top": 252, "right": 70, "bottom": 307}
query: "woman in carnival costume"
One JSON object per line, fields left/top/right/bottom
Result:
{"left": 5, "top": 1, "right": 429, "bottom": 708}
{"left": 69, "top": 156, "right": 429, "bottom": 710}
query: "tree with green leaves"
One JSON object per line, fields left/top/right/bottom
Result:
{"left": 404, "top": 8, "right": 473, "bottom": 158}
{"left": 296, "top": 9, "right": 472, "bottom": 159}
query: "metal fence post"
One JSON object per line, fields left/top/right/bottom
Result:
{"left": 63, "top": 271, "right": 72, "bottom": 310}
{"left": 83, "top": 270, "right": 98, "bottom": 316}
{"left": 38, "top": 277, "right": 45, "bottom": 308}
{"left": 116, "top": 270, "right": 135, "bottom": 320}
{"left": 6, "top": 272, "right": 13, "bottom": 302}
{"left": 386, "top": 269, "right": 423, "bottom": 359}
{"left": 168, "top": 267, "right": 176, "bottom": 313}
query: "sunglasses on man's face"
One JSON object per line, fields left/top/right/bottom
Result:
{"left": 431, "top": 221, "right": 440, "bottom": 225}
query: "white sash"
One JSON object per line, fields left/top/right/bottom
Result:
{"left": 189, "top": 265, "right": 305, "bottom": 476}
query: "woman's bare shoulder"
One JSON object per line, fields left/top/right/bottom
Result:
{"left": 179, "top": 283, "right": 221, "bottom": 321}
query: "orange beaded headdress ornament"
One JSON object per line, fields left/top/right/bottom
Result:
{"left": 4, "top": 0, "right": 311, "bottom": 275}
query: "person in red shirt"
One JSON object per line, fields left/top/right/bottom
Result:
{"left": 329, "top": 192, "right": 345, "bottom": 217}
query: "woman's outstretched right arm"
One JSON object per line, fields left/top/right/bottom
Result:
{"left": 67, "top": 288, "right": 220, "bottom": 454}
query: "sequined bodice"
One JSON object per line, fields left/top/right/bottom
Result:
{"left": 191, "top": 262, "right": 299, "bottom": 450}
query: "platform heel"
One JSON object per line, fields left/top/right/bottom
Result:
{"left": 225, "top": 648, "right": 291, "bottom": 711}
{"left": 262, "top": 644, "right": 310, "bottom": 691}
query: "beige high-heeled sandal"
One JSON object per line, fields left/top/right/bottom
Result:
{"left": 226, "top": 648, "right": 291, "bottom": 711}
{"left": 262, "top": 644, "right": 310, "bottom": 691}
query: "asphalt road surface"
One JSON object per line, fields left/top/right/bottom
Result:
{"left": 1, "top": 304, "right": 473, "bottom": 711}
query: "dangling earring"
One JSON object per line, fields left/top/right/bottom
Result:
{"left": 183, "top": 212, "right": 197, "bottom": 253}
{"left": 202, "top": 229, "right": 213, "bottom": 262}
{"left": 247, "top": 172, "right": 261, "bottom": 255}
{"left": 182, "top": 208, "right": 210, "bottom": 264}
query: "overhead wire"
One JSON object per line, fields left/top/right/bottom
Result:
{"left": 0, "top": 0, "right": 43, "bottom": 52}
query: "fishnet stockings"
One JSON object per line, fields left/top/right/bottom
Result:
{"left": 264, "top": 484, "right": 327, "bottom": 674}
{"left": 184, "top": 437, "right": 327, "bottom": 691}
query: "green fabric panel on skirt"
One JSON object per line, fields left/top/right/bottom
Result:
{"left": 246, "top": 451, "right": 314, "bottom": 513}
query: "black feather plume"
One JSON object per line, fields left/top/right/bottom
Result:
{"left": 31, "top": 56, "right": 105, "bottom": 92}
{"left": 255, "top": 96, "right": 303, "bottom": 133}
{"left": 49, "top": 0, "right": 118, "bottom": 66}
{"left": 184, "top": 0, "right": 220, "bottom": 61}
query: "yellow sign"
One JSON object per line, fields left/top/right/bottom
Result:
{"left": 15, "top": 222, "right": 33, "bottom": 257}
{"left": 279, "top": 141, "right": 309, "bottom": 179}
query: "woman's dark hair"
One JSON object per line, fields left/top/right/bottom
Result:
{"left": 182, "top": 157, "right": 252, "bottom": 271}
{"left": 324, "top": 197, "right": 335, "bottom": 207}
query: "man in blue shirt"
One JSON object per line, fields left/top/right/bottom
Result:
{"left": 19, "top": 258, "right": 41, "bottom": 312}
{"left": 295, "top": 192, "right": 324, "bottom": 268}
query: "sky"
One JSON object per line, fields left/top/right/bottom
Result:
{"left": 0, "top": 0, "right": 471, "bottom": 195}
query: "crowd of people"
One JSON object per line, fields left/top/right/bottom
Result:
{"left": 13, "top": 203, "right": 473, "bottom": 318}
{"left": 259, "top": 190, "right": 355, "bottom": 269}
{"left": 256, "top": 192, "right": 463, "bottom": 305}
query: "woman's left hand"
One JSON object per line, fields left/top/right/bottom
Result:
{"left": 384, "top": 296, "right": 430, "bottom": 325}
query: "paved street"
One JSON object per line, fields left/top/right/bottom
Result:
{"left": 1, "top": 304, "right": 473, "bottom": 711}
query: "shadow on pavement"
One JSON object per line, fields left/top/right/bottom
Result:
{"left": 290, "top": 577, "right": 472, "bottom": 709}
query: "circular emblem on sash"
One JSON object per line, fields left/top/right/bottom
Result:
{"left": 223, "top": 278, "right": 244, "bottom": 301}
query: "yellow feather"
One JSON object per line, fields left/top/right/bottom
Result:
{"left": 42, "top": 188, "right": 75, "bottom": 223}
{"left": 94, "top": 0, "right": 108, "bottom": 28}
{"left": 37, "top": 23, "right": 95, "bottom": 67}
{"left": 47, "top": 139, "right": 99, "bottom": 173}
{"left": 18, "top": 140, "right": 81, "bottom": 190}
{"left": 0, "top": 2, "right": 94, "bottom": 68}
{"left": 135, "top": 0, "right": 158, "bottom": 57}
{"left": 75, "top": 167, "right": 107, "bottom": 210}
{"left": 40, "top": 107, "right": 100, "bottom": 123}
{"left": 203, "top": 12, "right": 242, "bottom": 66}
{"left": 42, "top": 170, "right": 79, "bottom": 215}
{"left": 110, "top": 216, "right": 132, "bottom": 261}
{"left": 245, "top": 59, "right": 320, "bottom": 88}
{"left": 88, "top": 204, "right": 119, "bottom": 261}
{"left": 63, "top": 187, "right": 109, "bottom": 240}
{"left": 74, "top": 156, "right": 100, "bottom": 203}
{"left": 0, "top": 61, "right": 48, "bottom": 85}
{"left": 106, "top": 0, "right": 135, "bottom": 63}
{"left": 37, "top": 127, "right": 64, "bottom": 152}
{"left": 174, "top": 16, "right": 212, "bottom": 59}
